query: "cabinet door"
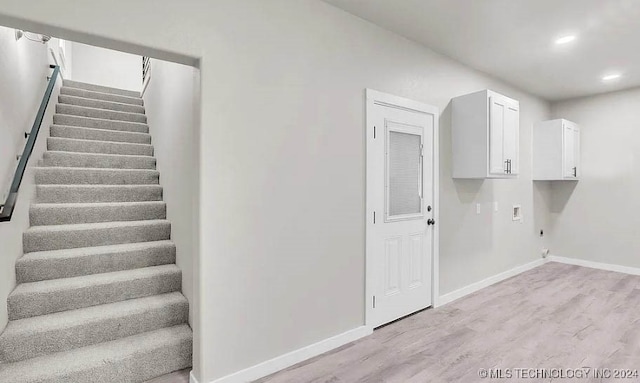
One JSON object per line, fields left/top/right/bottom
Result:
{"left": 503, "top": 104, "right": 519, "bottom": 175}
{"left": 489, "top": 98, "right": 506, "bottom": 175}
{"left": 573, "top": 126, "right": 580, "bottom": 177}
{"left": 563, "top": 123, "right": 575, "bottom": 178}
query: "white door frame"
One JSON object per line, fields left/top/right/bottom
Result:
{"left": 365, "top": 88, "right": 440, "bottom": 329}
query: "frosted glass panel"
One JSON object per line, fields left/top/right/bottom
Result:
{"left": 388, "top": 131, "right": 422, "bottom": 217}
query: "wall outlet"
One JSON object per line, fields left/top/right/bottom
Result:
{"left": 493, "top": 202, "right": 499, "bottom": 212}
{"left": 476, "top": 203, "right": 481, "bottom": 215}
{"left": 512, "top": 205, "right": 522, "bottom": 221}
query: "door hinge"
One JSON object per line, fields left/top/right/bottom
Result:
{"left": 373, "top": 295, "right": 376, "bottom": 308}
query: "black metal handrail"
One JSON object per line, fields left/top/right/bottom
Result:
{"left": 0, "top": 65, "right": 60, "bottom": 222}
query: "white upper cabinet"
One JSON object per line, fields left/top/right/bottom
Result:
{"left": 533, "top": 119, "right": 580, "bottom": 181}
{"left": 452, "top": 90, "right": 520, "bottom": 179}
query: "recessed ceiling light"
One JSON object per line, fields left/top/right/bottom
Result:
{"left": 602, "top": 74, "right": 621, "bottom": 81}
{"left": 555, "top": 35, "right": 576, "bottom": 45}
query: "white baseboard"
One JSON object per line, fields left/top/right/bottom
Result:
{"left": 205, "top": 326, "right": 372, "bottom": 383}
{"left": 548, "top": 255, "right": 640, "bottom": 275}
{"left": 438, "top": 258, "right": 548, "bottom": 306}
{"left": 190, "top": 370, "right": 199, "bottom": 383}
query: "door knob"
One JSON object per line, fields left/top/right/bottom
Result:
{"left": 427, "top": 219, "right": 435, "bottom": 226}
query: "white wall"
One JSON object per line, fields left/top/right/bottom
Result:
{"left": 0, "top": 2, "right": 551, "bottom": 382}
{"left": 196, "top": 4, "right": 550, "bottom": 379}
{"left": 0, "top": 25, "right": 60, "bottom": 331}
{"left": 70, "top": 42, "right": 141, "bottom": 92}
{"left": 549, "top": 87, "right": 640, "bottom": 267}
{"left": 142, "top": 59, "right": 199, "bottom": 326}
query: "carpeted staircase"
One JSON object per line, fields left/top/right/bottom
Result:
{"left": 0, "top": 80, "right": 192, "bottom": 383}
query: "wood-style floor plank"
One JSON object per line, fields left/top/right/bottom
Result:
{"left": 257, "top": 262, "right": 640, "bottom": 382}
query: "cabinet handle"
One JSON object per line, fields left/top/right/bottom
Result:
{"left": 573, "top": 166, "right": 577, "bottom": 177}
{"left": 504, "top": 160, "right": 509, "bottom": 173}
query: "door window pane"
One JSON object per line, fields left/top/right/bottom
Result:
{"left": 388, "top": 131, "right": 422, "bottom": 217}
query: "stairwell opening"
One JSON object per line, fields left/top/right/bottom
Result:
{"left": 0, "top": 23, "right": 201, "bottom": 383}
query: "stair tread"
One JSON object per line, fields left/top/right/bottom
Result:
{"left": 24, "top": 219, "right": 170, "bottom": 234}
{"left": 1, "top": 292, "right": 186, "bottom": 337}
{"left": 48, "top": 135, "right": 153, "bottom": 148}
{"left": 19, "top": 240, "right": 175, "bottom": 262}
{"left": 53, "top": 114, "right": 148, "bottom": 128}
{"left": 51, "top": 124, "right": 151, "bottom": 138}
{"left": 31, "top": 201, "right": 166, "bottom": 209}
{"left": 0, "top": 324, "right": 192, "bottom": 377}
{"left": 59, "top": 95, "right": 145, "bottom": 114}
{"left": 59, "top": 103, "right": 145, "bottom": 116}
{"left": 57, "top": 104, "right": 147, "bottom": 123}
{"left": 43, "top": 150, "right": 156, "bottom": 161}
{"left": 60, "top": 87, "right": 144, "bottom": 106}
{"left": 63, "top": 80, "right": 141, "bottom": 98}
{"left": 35, "top": 166, "right": 159, "bottom": 172}
{"left": 29, "top": 200, "right": 166, "bottom": 225}
{"left": 37, "top": 184, "right": 161, "bottom": 190}
{"left": 35, "top": 184, "right": 163, "bottom": 204}
{"left": 10, "top": 264, "right": 179, "bottom": 297}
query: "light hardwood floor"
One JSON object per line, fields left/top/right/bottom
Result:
{"left": 255, "top": 262, "right": 640, "bottom": 382}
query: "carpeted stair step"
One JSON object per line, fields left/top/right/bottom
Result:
{"left": 36, "top": 184, "right": 163, "bottom": 203}
{"left": 59, "top": 94, "right": 145, "bottom": 114}
{"left": 64, "top": 79, "right": 140, "bottom": 98}
{"left": 60, "top": 86, "right": 144, "bottom": 106}
{"left": 30, "top": 201, "right": 166, "bottom": 226}
{"left": 54, "top": 114, "right": 149, "bottom": 133}
{"left": 48, "top": 137, "right": 153, "bottom": 156}
{"left": 50, "top": 125, "right": 151, "bottom": 144}
{"left": 23, "top": 219, "right": 171, "bottom": 253}
{"left": 35, "top": 167, "right": 160, "bottom": 185}
{"left": 0, "top": 324, "right": 192, "bottom": 383}
{"left": 57, "top": 104, "right": 147, "bottom": 124}
{"left": 8, "top": 264, "right": 181, "bottom": 320}
{"left": 43, "top": 151, "right": 156, "bottom": 169}
{"left": 0, "top": 292, "right": 188, "bottom": 363}
{"left": 16, "top": 240, "right": 176, "bottom": 283}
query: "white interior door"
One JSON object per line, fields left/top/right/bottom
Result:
{"left": 367, "top": 91, "right": 437, "bottom": 328}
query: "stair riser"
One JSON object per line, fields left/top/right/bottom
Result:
{"left": 64, "top": 80, "right": 140, "bottom": 98}
{"left": 60, "top": 87, "right": 143, "bottom": 106}
{"left": 59, "top": 95, "right": 145, "bottom": 114}
{"left": 50, "top": 125, "right": 151, "bottom": 145}
{"left": 54, "top": 114, "right": 149, "bottom": 134}
{"left": 16, "top": 244, "right": 176, "bottom": 283}
{"left": 0, "top": 299, "right": 187, "bottom": 363}
{"left": 57, "top": 104, "right": 147, "bottom": 124}
{"left": 8, "top": 269, "right": 181, "bottom": 319}
{"left": 43, "top": 152, "right": 156, "bottom": 169}
{"left": 48, "top": 137, "right": 153, "bottom": 156}
{"left": 30, "top": 203, "right": 166, "bottom": 226}
{"left": 23, "top": 221, "right": 170, "bottom": 253}
{"left": 36, "top": 185, "right": 163, "bottom": 203}
{"left": 35, "top": 168, "right": 160, "bottom": 186}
